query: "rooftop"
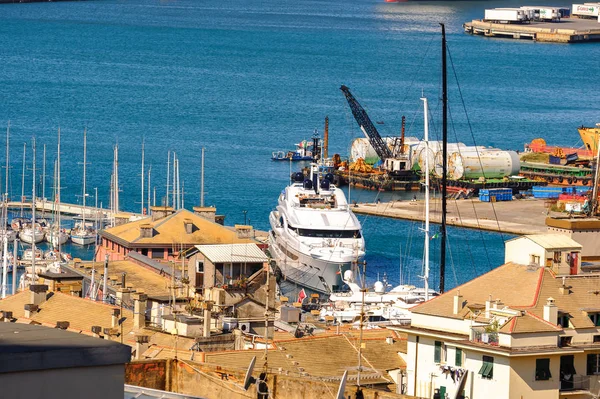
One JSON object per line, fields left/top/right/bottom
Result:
{"left": 507, "top": 234, "right": 582, "bottom": 250}
{"left": 100, "top": 208, "right": 253, "bottom": 247}
{"left": 0, "top": 323, "right": 130, "bottom": 374}
{"left": 195, "top": 243, "right": 268, "bottom": 264}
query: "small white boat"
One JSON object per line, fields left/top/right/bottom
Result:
{"left": 11, "top": 217, "right": 26, "bottom": 231}
{"left": 0, "top": 228, "right": 18, "bottom": 243}
{"left": 46, "top": 227, "right": 69, "bottom": 247}
{"left": 22, "top": 248, "right": 43, "bottom": 262}
{"left": 19, "top": 224, "right": 45, "bottom": 244}
{"left": 70, "top": 225, "right": 96, "bottom": 246}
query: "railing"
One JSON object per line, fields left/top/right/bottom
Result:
{"left": 471, "top": 327, "right": 499, "bottom": 346}
{"left": 560, "top": 374, "right": 590, "bottom": 391}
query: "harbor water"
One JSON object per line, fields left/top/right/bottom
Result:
{"left": 0, "top": 0, "right": 598, "bottom": 291}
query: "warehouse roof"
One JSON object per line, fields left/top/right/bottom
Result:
{"left": 194, "top": 244, "right": 268, "bottom": 264}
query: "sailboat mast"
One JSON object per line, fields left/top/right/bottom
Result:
{"left": 166, "top": 150, "right": 170, "bottom": 207}
{"left": 440, "top": 23, "right": 447, "bottom": 294}
{"left": 114, "top": 144, "right": 119, "bottom": 214}
{"left": 82, "top": 129, "right": 87, "bottom": 227}
{"left": 172, "top": 152, "right": 176, "bottom": 209}
{"left": 422, "top": 97, "right": 430, "bottom": 302}
{"left": 42, "top": 144, "right": 46, "bottom": 201}
{"left": 5, "top": 121, "right": 10, "bottom": 198}
{"left": 141, "top": 140, "right": 145, "bottom": 214}
{"left": 31, "top": 137, "right": 37, "bottom": 284}
{"left": 147, "top": 166, "right": 151, "bottom": 216}
{"left": 200, "top": 147, "right": 205, "bottom": 207}
{"left": 57, "top": 128, "right": 62, "bottom": 254}
{"left": 20, "top": 143, "right": 26, "bottom": 217}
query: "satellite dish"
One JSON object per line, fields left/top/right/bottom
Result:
{"left": 243, "top": 356, "right": 257, "bottom": 390}
{"left": 336, "top": 370, "right": 348, "bottom": 399}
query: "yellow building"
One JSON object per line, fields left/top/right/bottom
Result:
{"left": 392, "top": 235, "right": 600, "bottom": 399}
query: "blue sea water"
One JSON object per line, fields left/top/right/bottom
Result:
{"left": 0, "top": 0, "right": 598, "bottom": 291}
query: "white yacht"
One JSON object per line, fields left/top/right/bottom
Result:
{"left": 269, "top": 163, "right": 365, "bottom": 295}
{"left": 19, "top": 223, "right": 45, "bottom": 244}
{"left": 319, "top": 270, "right": 438, "bottom": 325}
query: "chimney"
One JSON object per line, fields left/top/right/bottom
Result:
{"left": 24, "top": 304, "right": 39, "bottom": 319}
{"left": 103, "top": 327, "right": 112, "bottom": 340}
{"left": 543, "top": 297, "right": 558, "bottom": 324}
{"left": 30, "top": 284, "right": 48, "bottom": 306}
{"left": 133, "top": 292, "right": 148, "bottom": 330}
{"left": 2, "top": 311, "right": 13, "bottom": 322}
{"left": 559, "top": 276, "right": 569, "bottom": 295}
{"left": 139, "top": 224, "right": 154, "bottom": 239}
{"left": 150, "top": 206, "right": 175, "bottom": 221}
{"left": 453, "top": 291, "right": 464, "bottom": 315}
{"left": 203, "top": 301, "right": 214, "bottom": 338}
{"left": 55, "top": 321, "right": 70, "bottom": 330}
{"left": 193, "top": 206, "right": 216, "bottom": 223}
{"left": 184, "top": 219, "right": 194, "bottom": 234}
{"left": 386, "top": 336, "right": 394, "bottom": 345}
{"left": 91, "top": 325, "right": 102, "bottom": 338}
{"left": 235, "top": 224, "right": 253, "bottom": 239}
{"left": 134, "top": 335, "right": 150, "bottom": 360}
{"left": 485, "top": 294, "right": 492, "bottom": 319}
{"left": 111, "top": 308, "right": 121, "bottom": 328}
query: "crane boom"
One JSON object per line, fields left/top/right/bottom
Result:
{"left": 340, "top": 85, "right": 392, "bottom": 161}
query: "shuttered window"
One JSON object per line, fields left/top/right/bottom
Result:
{"left": 479, "top": 356, "right": 494, "bottom": 379}
{"left": 535, "top": 358, "right": 551, "bottom": 380}
{"left": 455, "top": 348, "right": 463, "bottom": 367}
{"left": 434, "top": 341, "right": 442, "bottom": 363}
{"left": 587, "top": 354, "right": 600, "bottom": 375}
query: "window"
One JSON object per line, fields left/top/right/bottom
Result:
{"left": 594, "top": 335, "right": 600, "bottom": 343}
{"left": 589, "top": 313, "right": 600, "bottom": 327}
{"left": 434, "top": 341, "right": 442, "bottom": 363}
{"left": 292, "top": 228, "right": 362, "bottom": 239}
{"left": 455, "top": 348, "right": 463, "bottom": 367}
{"left": 479, "top": 356, "right": 493, "bottom": 379}
{"left": 587, "top": 354, "right": 600, "bottom": 375}
{"left": 558, "top": 313, "right": 570, "bottom": 328}
{"left": 530, "top": 254, "right": 540, "bottom": 265}
{"left": 553, "top": 251, "right": 562, "bottom": 263}
{"left": 535, "top": 358, "right": 552, "bottom": 380}
{"left": 559, "top": 336, "right": 572, "bottom": 347}
{"left": 196, "top": 260, "right": 204, "bottom": 274}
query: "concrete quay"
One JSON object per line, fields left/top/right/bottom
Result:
{"left": 353, "top": 198, "right": 557, "bottom": 235}
{"left": 464, "top": 17, "right": 600, "bottom": 43}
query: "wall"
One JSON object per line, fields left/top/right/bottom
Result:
{"left": 505, "top": 238, "right": 545, "bottom": 266}
{"left": 464, "top": 350, "right": 510, "bottom": 399}
{"left": 547, "top": 226, "right": 600, "bottom": 260}
{"left": 411, "top": 313, "right": 471, "bottom": 335}
{"left": 126, "top": 359, "right": 413, "bottom": 399}
{"left": 510, "top": 332, "right": 558, "bottom": 348}
{"left": 509, "top": 355, "right": 560, "bottom": 399}
{"left": 0, "top": 364, "right": 125, "bottom": 399}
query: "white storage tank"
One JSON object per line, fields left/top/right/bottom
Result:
{"left": 430, "top": 145, "right": 488, "bottom": 178}
{"left": 350, "top": 137, "right": 421, "bottom": 164}
{"left": 417, "top": 142, "right": 468, "bottom": 173}
{"left": 449, "top": 150, "right": 521, "bottom": 180}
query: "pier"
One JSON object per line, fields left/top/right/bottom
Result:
{"left": 463, "top": 18, "right": 600, "bottom": 43}
{"left": 4, "top": 200, "right": 141, "bottom": 220}
{"left": 353, "top": 198, "right": 556, "bottom": 235}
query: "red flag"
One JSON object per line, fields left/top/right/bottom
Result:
{"left": 297, "top": 288, "right": 307, "bottom": 304}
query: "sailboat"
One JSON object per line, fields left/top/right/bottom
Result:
{"left": 71, "top": 128, "right": 96, "bottom": 246}
{"left": 47, "top": 129, "right": 69, "bottom": 248}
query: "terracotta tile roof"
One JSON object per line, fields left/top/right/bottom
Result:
{"left": 101, "top": 209, "right": 253, "bottom": 247}
{"left": 0, "top": 291, "right": 135, "bottom": 337}
{"left": 412, "top": 261, "right": 600, "bottom": 334}
{"left": 412, "top": 263, "right": 544, "bottom": 319}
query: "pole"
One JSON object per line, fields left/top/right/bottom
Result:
{"left": 324, "top": 116, "right": 329, "bottom": 159}
{"left": 440, "top": 23, "right": 447, "bottom": 294}
{"left": 114, "top": 144, "right": 119, "bottom": 215}
{"left": 166, "top": 150, "right": 170, "bottom": 207}
{"left": 12, "top": 239, "right": 18, "bottom": 295}
{"left": 2, "top": 202, "right": 8, "bottom": 299}
{"left": 42, "top": 144, "right": 46, "bottom": 219}
{"left": 172, "top": 152, "right": 176, "bottom": 208}
{"left": 57, "top": 128, "right": 62, "bottom": 254}
{"left": 20, "top": 143, "right": 25, "bottom": 217}
{"left": 4, "top": 121, "right": 9, "bottom": 199}
{"left": 200, "top": 147, "right": 205, "bottom": 207}
{"left": 421, "top": 97, "right": 430, "bottom": 302}
{"left": 141, "top": 139, "right": 145, "bottom": 215}
{"left": 31, "top": 137, "right": 37, "bottom": 285}
{"left": 591, "top": 142, "right": 600, "bottom": 216}
{"left": 82, "top": 129, "right": 87, "bottom": 228}
{"left": 264, "top": 263, "right": 270, "bottom": 373}
{"left": 357, "top": 260, "right": 366, "bottom": 387}
{"left": 147, "top": 166, "right": 151, "bottom": 215}
{"left": 103, "top": 254, "right": 109, "bottom": 302}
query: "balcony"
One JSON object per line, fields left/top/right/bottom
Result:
{"left": 471, "top": 326, "right": 499, "bottom": 346}
{"left": 560, "top": 374, "right": 590, "bottom": 392}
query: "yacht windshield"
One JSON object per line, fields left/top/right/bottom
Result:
{"left": 293, "top": 228, "right": 361, "bottom": 238}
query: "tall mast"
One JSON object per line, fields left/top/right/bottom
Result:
{"left": 2, "top": 194, "right": 7, "bottom": 298}
{"left": 42, "top": 144, "right": 46, "bottom": 201}
{"left": 200, "top": 147, "right": 205, "bottom": 207}
{"left": 422, "top": 97, "right": 430, "bottom": 302}
{"left": 172, "top": 152, "right": 176, "bottom": 208}
{"left": 57, "top": 128, "right": 62, "bottom": 254}
{"left": 20, "top": 143, "right": 26, "bottom": 217}
{"left": 82, "top": 128, "right": 87, "bottom": 228}
{"left": 114, "top": 144, "right": 119, "bottom": 214}
{"left": 31, "top": 137, "right": 37, "bottom": 284}
{"left": 147, "top": 166, "right": 151, "bottom": 216}
{"left": 5, "top": 121, "right": 10, "bottom": 198}
{"left": 440, "top": 23, "right": 447, "bottom": 294}
{"left": 176, "top": 158, "right": 180, "bottom": 210}
{"left": 166, "top": 150, "right": 170, "bottom": 207}
{"left": 141, "top": 140, "right": 145, "bottom": 214}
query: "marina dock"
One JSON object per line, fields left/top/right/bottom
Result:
{"left": 464, "top": 18, "right": 600, "bottom": 43}
{"left": 353, "top": 198, "right": 556, "bottom": 235}
{"left": 5, "top": 200, "right": 141, "bottom": 219}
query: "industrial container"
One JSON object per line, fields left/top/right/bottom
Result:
{"left": 479, "top": 188, "right": 513, "bottom": 202}
{"left": 532, "top": 186, "right": 564, "bottom": 199}
{"left": 484, "top": 8, "right": 528, "bottom": 23}
{"left": 572, "top": 3, "right": 600, "bottom": 17}
{"left": 446, "top": 150, "right": 520, "bottom": 180}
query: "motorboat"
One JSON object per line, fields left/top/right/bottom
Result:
{"left": 22, "top": 248, "right": 43, "bottom": 262}
{"left": 269, "top": 163, "right": 365, "bottom": 295}
{"left": 271, "top": 134, "right": 319, "bottom": 162}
